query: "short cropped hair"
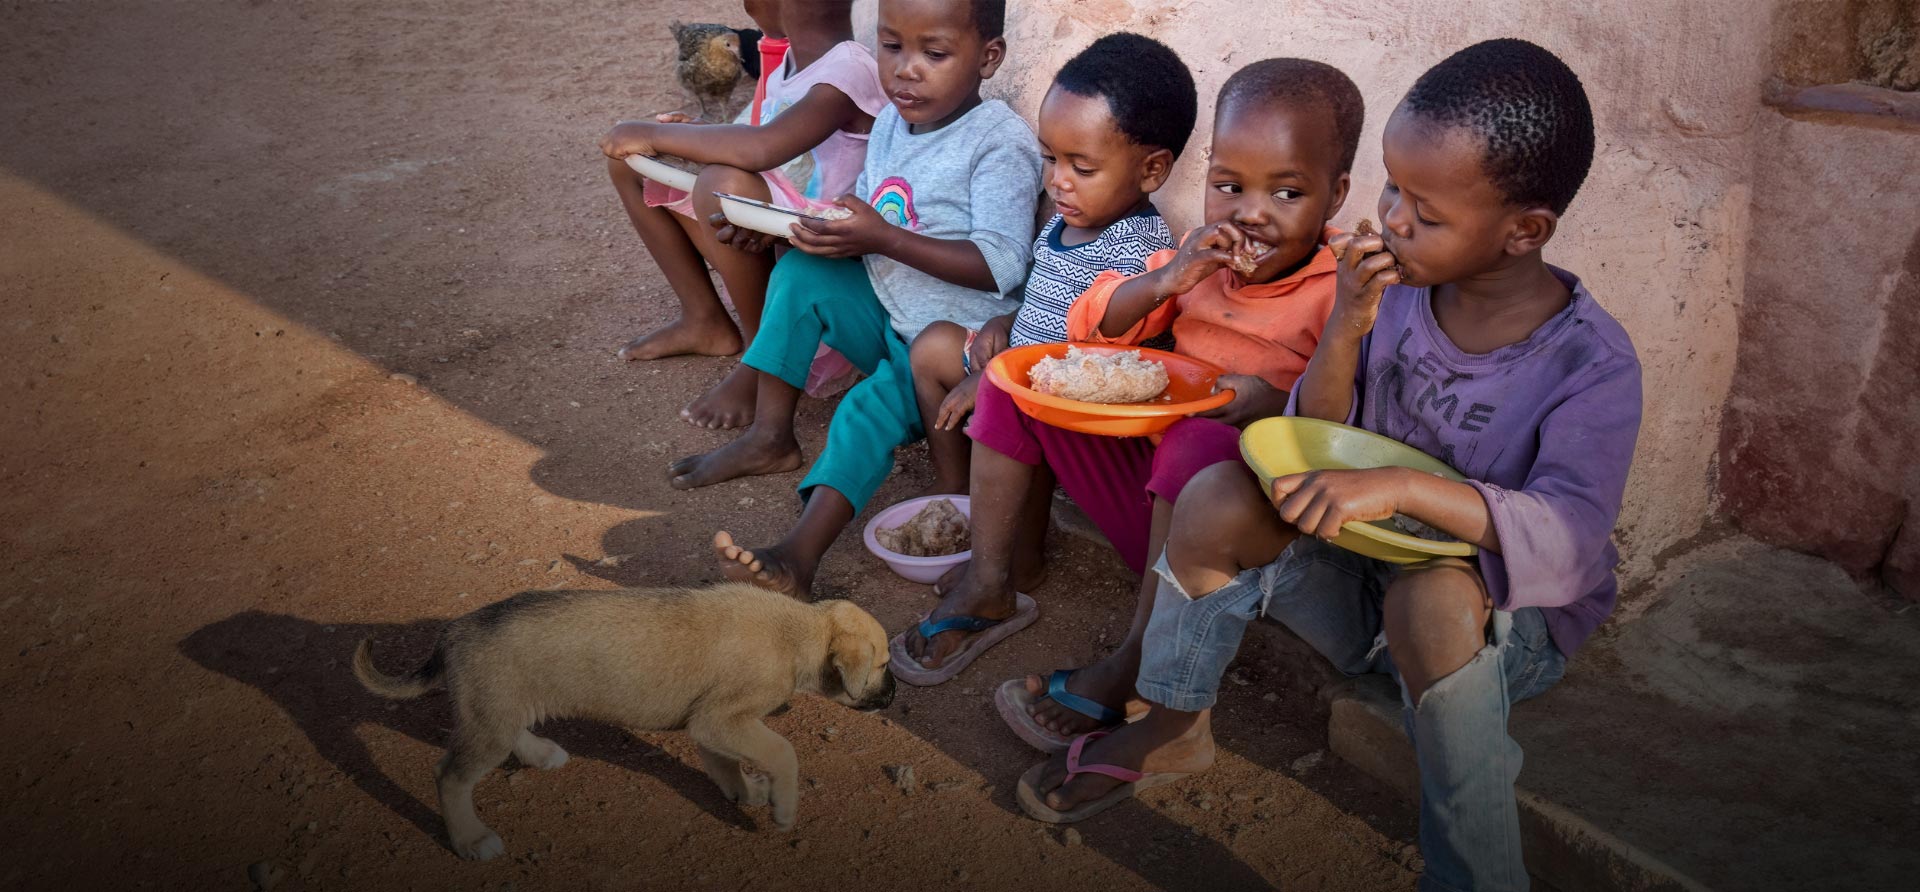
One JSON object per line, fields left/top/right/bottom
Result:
{"left": 1401, "top": 38, "right": 1596, "bottom": 214}
{"left": 1217, "top": 58, "right": 1366, "bottom": 175}
{"left": 969, "top": 0, "right": 1005, "bottom": 39}
{"left": 1054, "top": 33, "right": 1199, "bottom": 160}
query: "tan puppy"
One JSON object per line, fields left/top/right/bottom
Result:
{"left": 354, "top": 582, "right": 895, "bottom": 860}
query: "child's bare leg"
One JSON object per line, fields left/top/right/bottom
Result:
{"left": 668, "top": 369, "right": 804, "bottom": 490}
{"left": 607, "top": 156, "right": 743, "bottom": 361}
{"left": 908, "top": 322, "right": 974, "bottom": 495}
{"left": 932, "top": 447, "right": 1052, "bottom": 597}
{"left": 1020, "top": 493, "right": 1174, "bottom": 735}
{"left": 903, "top": 447, "right": 1054, "bottom": 669}
{"left": 712, "top": 486, "right": 856, "bottom": 601}
{"left": 682, "top": 166, "right": 778, "bottom": 430}
{"left": 1383, "top": 562, "right": 1492, "bottom": 703}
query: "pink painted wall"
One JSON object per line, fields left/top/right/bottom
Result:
{"left": 1718, "top": 108, "right": 1920, "bottom": 599}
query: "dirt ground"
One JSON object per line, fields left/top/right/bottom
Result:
{"left": 0, "top": 2, "right": 1420, "bottom": 889}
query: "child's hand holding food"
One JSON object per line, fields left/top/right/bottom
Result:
{"left": 1268, "top": 467, "right": 1404, "bottom": 540}
{"left": 1198, "top": 373, "right": 1290, "bottom": 428}
{"left": 935, "top": 373, "right": 982, "bottom": 431}
{"left": 1149, "top": 221, "right": 1247, "bottom": 298}
{"left": 1328, "top": 219, "right": 1399, "bottom": 336}
{"left": 788, "top": 195, "right": 894, "bottom": 258}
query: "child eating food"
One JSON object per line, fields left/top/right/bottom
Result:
{"left": 672, "top": 0, "right": 1042, "bottom": 602}
{"left": 601, "top": 0, "right": 886, "bottom": 429}
{"left": 906, "top": 32, "right": 1194, "bottom": 495}
{"left": 1019, "top": 42, "right": 1642, "bottom": 892}
{"left": 896, "top": 59, "right": 1365, "bottom": 691}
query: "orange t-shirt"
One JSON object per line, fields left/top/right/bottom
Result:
{"left": 1066, "top": 227, "right": 1341, "bottom": 390}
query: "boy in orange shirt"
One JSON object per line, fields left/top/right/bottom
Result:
{"left": 893, "top": 61, "right": 1365, "bottom": 713}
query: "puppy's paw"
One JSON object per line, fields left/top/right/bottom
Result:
{"left": 771, "top": 803, "right": 797, "bottom": 831}
{"left": 514, "top": 734, "right": 570, "bottom": 771}
{"left": 454, "top": 831, "right": 505, "bottom": 861}
{"left": 736, "top": 771, "right": 771, "bottom": 807}
{"left": 530, "top": 745, "right": 569, "bottom": 771}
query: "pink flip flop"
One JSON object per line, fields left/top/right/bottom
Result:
{"left": 1015, "top": 731, "right": 1191, "bottom": 823}
{"left": 887, "top": 593, "right": 1038, "bottom": 686}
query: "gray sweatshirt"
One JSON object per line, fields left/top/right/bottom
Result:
{"left": 854, "top": 100, "right": 1042, "bottom": 338}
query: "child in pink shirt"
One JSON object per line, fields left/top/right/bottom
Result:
{"left": 601, "top": 0, "right": 887, "bottom": 428}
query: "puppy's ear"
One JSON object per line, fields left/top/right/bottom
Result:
{"left": 822, "top": 600, "right": 882, "bottom": 699}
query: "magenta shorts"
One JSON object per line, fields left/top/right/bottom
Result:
{"left": 967, "top": 376, "right": 1243, "bottom": 574}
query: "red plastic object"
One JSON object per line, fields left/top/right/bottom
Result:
{"left": 985, "top": 343, "right": 1233, "bottom": 438}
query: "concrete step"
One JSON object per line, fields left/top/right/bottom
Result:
{"left": 1323, "top": 676, "right": 1710, "bottom": 892}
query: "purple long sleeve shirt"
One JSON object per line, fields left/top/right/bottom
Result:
{"left": 1292, "top": 267, "right": 1642, "bottom": 656}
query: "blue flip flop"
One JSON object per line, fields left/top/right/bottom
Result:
{"left": 995, "top": 669, "right": 1126, "bottom": 753}
{"left": 887, "top": 593, "right": 1038, "bottom": 686}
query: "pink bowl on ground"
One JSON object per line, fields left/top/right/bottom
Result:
{"left": 862, "top": 495, "right": 971, "bottom": 584}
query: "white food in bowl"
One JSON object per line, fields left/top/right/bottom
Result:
{"left": 1029, "top": 346, "right": 1170, "bottom": 404}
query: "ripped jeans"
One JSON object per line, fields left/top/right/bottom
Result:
{"left": 1137, "top": 539, "right": 1566, "bottom": 892}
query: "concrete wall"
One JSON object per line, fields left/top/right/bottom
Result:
{"left": 860, "top": 0, "right": 1774, "bottom": 600}
{"left": 1718, "top": 108, "right": 1920, "bottom": 599}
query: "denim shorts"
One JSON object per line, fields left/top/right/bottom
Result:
{"left": 1136, "top": 537, "right": 1567, "bottom": 712}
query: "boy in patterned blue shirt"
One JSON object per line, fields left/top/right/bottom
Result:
{"left": 909, "top": 33, "right": 1199, "bottom": 494}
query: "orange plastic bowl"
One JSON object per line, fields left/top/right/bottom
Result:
{"left": 985, "top": 343, "right": 1233, "bottom": 437}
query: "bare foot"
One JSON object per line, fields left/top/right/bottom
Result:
{"left": 904, "top": 579, "right": 1017, "bottom": 670}
{"left": 932, "top": 557, "right": 1047, "bottom": 600}
{"left": 668, "top": 429, "right": 801, "bottom": 490}
{"left": 1028, "top": 711, "right": 1215, "bottom": 813}
{"left": 713, "top": 531, "right": 814, "bottom": 600}
{"left": 681, "top": 364, "right": 758, "bottom": 430}
{"left": 1023, "top": 657, "right": 1146, "bottom": 737}
{"left": 618, "top": 316, "right": 742, "bottom": 362}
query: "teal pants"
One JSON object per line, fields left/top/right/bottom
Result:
{"left": 742, "top": 252, "right": 923, "bottom": 512}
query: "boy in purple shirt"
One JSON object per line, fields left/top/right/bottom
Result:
{"left": 1016, "top": 40, "right": 1640, "bottom": 892}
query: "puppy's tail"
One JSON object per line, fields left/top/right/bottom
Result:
{"left": 353, "top": 637, "right": 444, "bottom": 700}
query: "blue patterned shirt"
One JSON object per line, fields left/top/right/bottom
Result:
{"left": 1009, "top": 208, "right": 1173, "bottom": 347}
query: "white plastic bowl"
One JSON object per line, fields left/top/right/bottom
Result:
{"left": 862, "top": 495, "right": 972, "bottom": 584}
{"left": 624, "top": 154, "right": 698, "bottom": 192}
{"left": 717, "top": 192, "right": 816, "bottom": 237}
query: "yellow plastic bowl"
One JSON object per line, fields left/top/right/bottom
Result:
{"left": 1239, "top": 416, "right": 1479, "bottom": 565}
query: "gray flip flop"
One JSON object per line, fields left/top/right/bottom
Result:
{"left": 887, "top": 593, "right": 1037, "bottom": 686}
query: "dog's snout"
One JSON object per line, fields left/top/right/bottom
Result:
{"left": 859, "top": 668, "right": 897, "bottom": 711}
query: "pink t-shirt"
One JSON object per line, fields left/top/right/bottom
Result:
{"left": 643, "top": 40, "right": 885, "bottom": 213}
{"left": 758, "top": 40, "right": 888, "bottom": 206}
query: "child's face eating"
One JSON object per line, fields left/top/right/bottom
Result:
{"left": 1036, "top": 86, "right": 1168, "bottom": 233}
{"left": 1203, "top": 101, "right": 1350, "bottom": 283}
{"left": 876, "top": 0, "right": 1005, "bottom": 130}
{"left": 1375, "top": 108, "right": 1545, "bottom": 289}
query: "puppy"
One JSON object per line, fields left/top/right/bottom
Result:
{"left": 353, "top": 582, "right": 895, "bottom": 860}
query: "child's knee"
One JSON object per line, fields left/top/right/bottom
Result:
{"left": 1382, "top": 565, "right": 1490, "bottom": 662}
{"left": 692, "top": 164, "right": 764, "bottom": 209}
{"left": 908, "top": 322, "right": 965, "bottom": 378}
{"left": 1170, "top": 463, "right": 1266, "bottom": 541}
